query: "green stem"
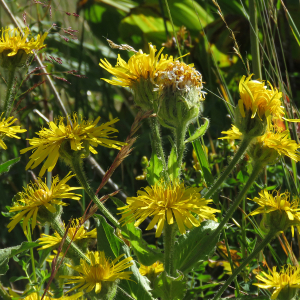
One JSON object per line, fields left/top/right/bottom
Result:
{"left": 149, "top": 117, "right": 169, "bottom": 182}
{"left": 175, "top": 123, "right": 186, "bottom": 176}
{"left": 212, "top": 230, "right": 277, "bottom": 300}
{"left": 222, "top": 228, "right": 240, "bottom": 297}
{"left": 164, "top": 223, "right": 176, "bottom": 276}
{"left": 27, "top": 223, "right": 38, "bottom": 296}
{"left": 3, "top": 67, "right": 16, "bottom": 118}
{"left": 249, "top": 0, "right": 262, "bottom": 79}
{"left": 51, "top": 216, "right": 90, "bottom": 264}
{"left": 0, "top": 282, "right": 10, "bottom": 300}
{"left": 70, "top": 154, "right": 120, "bottom": 228}
{"left": 204, "top": 136, "right": 253, "bottom": 199}
{"left": 203, "top": 161, "right": 263, "bottom": 266}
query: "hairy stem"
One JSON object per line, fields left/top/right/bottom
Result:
{"left": 212, "top": 230, "right": 277, "bottom": 300}
{"left": 164, "top": 223, "right": 176, "bottom": 276}
{"left": 204, "top": 136, "right": 253, "bottom": 199}
{"left": 175, "top": 123, "right": 187, "bottom": 177}
{"left": 27, "top": 224, "right": 38, "bottom": 294}
{"left": 3, "top": 67, "right": 16, "bottom": 118}
{"left": 149, "top": 117, "right": 169, "bottom": 182}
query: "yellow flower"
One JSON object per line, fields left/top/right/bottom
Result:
{"left": 219, "top": 124, "right": 242, "bottom": 140}
{"left": 249, "top": 190, "right": 300, "bottom": 235}
{"left": 61, "top": 251, "right": 133, "bottom": 294}
{"left": 220, "top": 124, "right": 300, "bottom": 162}
{"left": 38, "top": 218, "right": 96, "bottom": 250}
{"left": 99, "top": 43, "right": 171, "bottom": 88}
{"left": 0, "top": 113, "right": 26, "bottom": 150}
{"left": 0, "top": 27, "right": 47, "bottom": 68}
{"left": 139, "top": 261, "right": 164, "bottom": 278}
{"left": 118, "top": 181, "right": 220, "bottom": 237}
{"left": 257, "top": 130, "right": 300, "bottom": 162}
{"left": 7, "top": 172, "right": 82, "bottom": 233}
{"left": 20, "top": 292, "right": 83, "bottom": 300}
{"left": 253, "top": 265, "right": 300, "bottom": 300}
{"left": 238, "top": 74, "right": 284, "bottom": 120}
{"left": 99, "top": 43, "right": 174, "bottom": 110}
{"left": 20, "top": 113, "right": 126, "bottom": 177}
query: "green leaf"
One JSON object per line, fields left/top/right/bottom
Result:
{"left": 185, "top": 118, "right": 209, "bottom": 143}
{"left": 189, "top": 124, "right": 218, "bottom": 204}
{"left": 94, "top": 214, "right": 153, "bottom": 299}
{"left": 111, "top": 197, "right": 163, "bottom": 266}
{"left": 153, "top": 272, "right": 187, "bottom": 300}
{"left": 95, "top": 214, "right": 123, "bottom": 259}
{"left": 174, "top": 220, "right": 220, "bottom": 274}
{"left": 167, "top": 147, "right": 180, "bottom": 182}
{"left": 0, "top": 157, "right": 20, "bottom": 175}
{"left": 119, "top": 245, "right": 154, "bottom": 300}
{"left": 147, "top": 140, "right": 164, "bottom": 185}
{"left": 0, "top": 241, "right": 39, "bottom": 275}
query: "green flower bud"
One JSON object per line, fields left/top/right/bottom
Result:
{"left": 156, "top": 60, "right": 205, "bottom": 130}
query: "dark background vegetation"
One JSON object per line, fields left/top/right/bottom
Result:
{"left": 1, "top": 0, "right": 300, "bottom": 298}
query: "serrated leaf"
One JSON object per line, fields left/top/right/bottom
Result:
{"left": 167, "top": 147, "right": 179, "bottom": 182}
{"left": 111, "top": 197, "right": 163, "bottom": 266}
{"left": 0, "top": 241, "right": 39, "bottom": 275}
{"left": 0, "top": 157, "right": 20, "bottom": 175}
{"left": 185, "top": 118, "right": 209, "bottom": 143}
{"left": 174, "top": 220, "right": 220, "bottom": 274}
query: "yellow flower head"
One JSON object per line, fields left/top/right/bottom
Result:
{"left": 99, "top": 43, "right": 171, "bottom": 87}
{"left": 0, "top": 27, "right": 47, "bottom": 68}
{"left": 61, "top": 251, "right": 133, "bottom": 294}
{"left": 256, "top": 130, "right": 300, "bottom": 162}
{"left": 249, "top": 190, "right": 300, "bottom": 235}
{"left": 99, "top": 43, "right": 174, "bottom": 110}
{"left": 219, "top": 124, "right": 243, "bottom": 141}
{"left": 20, "top": 113, "right": 126, "bottom": 177}
{"left": 139, "top": 261, "right": 164, "bottom": 278}
{"left": 7, "top": 172, "right": 82, "bottom": 233}
{"left": 20, "top": 292, "right": 83, "bottom": 300}
{"left": 0, "top": 113, "right": 26, "bottom": 150}
{"left": 238, "top": 74, "right": 284, "bottom": 120}
{"left": 220, "top": 124, "right": 300, "bottom": 163}
{"left": 38, "top": 218, "right": 97, "bottom": 250}
{"left": 118, "top": 181, "right": 220, "bottom": 237}
{"left": 253, "top": 265, "right": 300, "bottom": 300}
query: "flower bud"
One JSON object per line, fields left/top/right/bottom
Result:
{"left": 234, "top": 74, "right": 284, "bottom": 139}
{"left": 156, "top": 61, "right": 205, "bottom": 130}
{"left": 0, "top": 49, "right": 29, "bottom": 68}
